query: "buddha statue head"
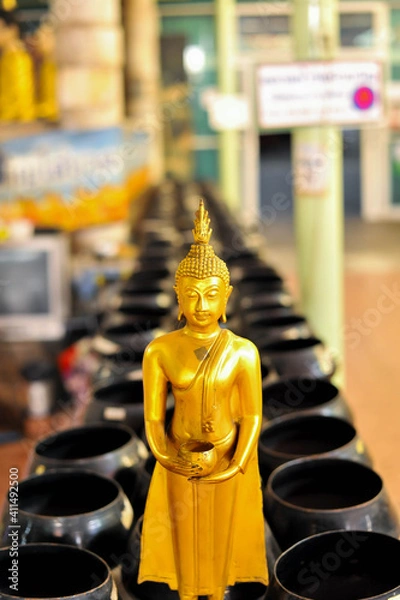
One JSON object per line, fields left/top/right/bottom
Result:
{"left": 174, "top": 200, "right": 233, "bottom": 326}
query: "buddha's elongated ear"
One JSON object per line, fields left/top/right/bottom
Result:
{"left": 221, "top": 285, "right": 233, "bottom": 323}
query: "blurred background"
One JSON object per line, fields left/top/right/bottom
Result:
{"left": 0, "top": 0, "right": 400, "bottom": 531}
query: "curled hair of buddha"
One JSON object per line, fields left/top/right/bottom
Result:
{"left": 174, "top": 199, "right": 230, "bottom": 288}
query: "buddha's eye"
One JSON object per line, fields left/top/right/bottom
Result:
{"left": 208, "top": 291, "right": 218, "bottom": 299}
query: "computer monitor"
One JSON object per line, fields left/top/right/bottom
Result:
{"left": 0, "top": 232, "right": 70, "bottom": 341}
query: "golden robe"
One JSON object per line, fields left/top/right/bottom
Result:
{"left": 138, "top": 330, "right": 268, "bottom": 596}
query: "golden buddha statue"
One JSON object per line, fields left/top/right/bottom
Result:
{"left": 138, "top": 200, "right": 268, "bottom": 600}
{"left": 0, "top": 8, "right": 36, "bottom": 122}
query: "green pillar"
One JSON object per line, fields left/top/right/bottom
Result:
{"left": 292, "top": 0, "right": 344, "bottom": 386}
{"left": 215, "top": 0, "right": 240, "bottom": 211}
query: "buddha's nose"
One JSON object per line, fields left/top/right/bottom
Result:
{"left": 197, "top": 295, "right": 207, "bottom": 311}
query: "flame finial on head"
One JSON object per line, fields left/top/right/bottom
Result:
{"left": 193, "top": 199, "right": 212, "bottom": 245}
{"left": 174, "top": 198, "right": 230, "bottom": 287}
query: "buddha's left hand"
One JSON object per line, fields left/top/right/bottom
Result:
{"left": 188, "top": 461, "right": 242, "bottom": 484}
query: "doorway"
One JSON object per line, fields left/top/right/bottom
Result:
{"left": 259, "top": 130, "right": 361, "bottom": 218}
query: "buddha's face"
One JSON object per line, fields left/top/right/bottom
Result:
{"left": 177, "top": 276, "right": 232, "bottom": 331}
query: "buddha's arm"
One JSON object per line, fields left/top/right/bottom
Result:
{"left": 232, "top": 342, "right": 263, "bottom": 472}
{"left": 143, "top": 343, "right": 170, "bottom": 467}
{"left": 143, "top": 342, "right": 204, "bottom": 476}
{"left": 193, "top": 340, "right": 262, "bottom": 484}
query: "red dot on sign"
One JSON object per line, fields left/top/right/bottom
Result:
{"left": 353, "top": 87, "right": 374, "bottom": 110}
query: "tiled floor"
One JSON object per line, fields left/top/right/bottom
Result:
{"left": 344, "top": 270, "right": 400, "bottom": 516}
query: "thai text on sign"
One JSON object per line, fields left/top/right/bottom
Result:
{"left": 258, "top": 61, "right": 383, "bottom": 129}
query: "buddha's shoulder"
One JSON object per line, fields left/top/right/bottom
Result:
{"left": 226, "top": 330, "right": 259, "bottom": 356}
{"left": 144, "top": 330, "right": 184, "bottom": 358}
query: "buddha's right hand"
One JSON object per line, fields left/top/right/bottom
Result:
{"left": 163, "top": 456, "right": 204, "bottom": 477}
{"left": 146, "top": 421, "right": 203, "bottom": 476}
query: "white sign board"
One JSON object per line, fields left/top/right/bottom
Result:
{"left": 258, "top": 61, "right": 383, "bottom": 129}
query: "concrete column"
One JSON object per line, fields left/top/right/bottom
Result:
{"left": 292, "top": 0, "right": 345, "bottom": 386}
{"left": 124, "top": 0, "right": 164, "bottom": 182}
{"left": 50, "top": 0, "right": 124, "bottom": 129}
{"left": 215, "top": 0, "right": 240, "bottom": 212}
